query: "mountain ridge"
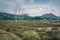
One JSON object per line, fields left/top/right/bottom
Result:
{"left": 0, "top": 12, "right": 60, "bottom": 20}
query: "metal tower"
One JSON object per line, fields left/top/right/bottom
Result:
{"left": 12, "top": 0, "right": 24, "bottom": 22}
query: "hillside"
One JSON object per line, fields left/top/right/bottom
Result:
{"left": 0, "top": 12, "right": 15, "bottom": 20}
{"left": 0, "top": 12, "right": 60, "bottom": 20}
{"left": 40, "top": 13, "right": 60, "bottom": 20}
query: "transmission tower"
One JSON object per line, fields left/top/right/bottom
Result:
{"left": 12, "top": 0, "right": 24, "bottom": 22}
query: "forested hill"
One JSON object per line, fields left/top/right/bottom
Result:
{"left": 0, "top": 12, "right": 60, "bottom": 20}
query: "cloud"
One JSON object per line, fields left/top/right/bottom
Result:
{"left": 30, "top": 0, "right": 34, "bottom": 3}
{"left": 13, "top": 4, "right": 57, "bottom": 16}
{"left": 0, "top": 0, "right": 9, "bottom": 12}
{"left": 0, "top": 0, "right": 60, "bottom": 16}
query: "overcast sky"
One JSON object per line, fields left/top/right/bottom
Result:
{"left": 0, "top": 0, "right": 60, "bottom": 16}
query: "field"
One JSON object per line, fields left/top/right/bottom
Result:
{"left": 0, "top": 20, "right": 60, "bottom": 40}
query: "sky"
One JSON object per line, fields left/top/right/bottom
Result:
{"left": 0, "top": 0, "right": 60, "bottom": 16}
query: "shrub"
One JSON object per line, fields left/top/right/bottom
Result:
{"left": 46, "top": 31, "right": 60, "bottom": 40}
{"left": 52, "top": 27, "right": 58, "bottom": 30}
{"left": 51, "top": 31, "right": 60, "bottom": 40}
{"left": 0, "top": 30, "right": 22, "bottom": 40}
{"left": 22, "top": 30, "right": 40, "bottom": 40}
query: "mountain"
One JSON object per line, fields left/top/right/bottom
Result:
{"left": 33, "top": 13, "right": 60, "bottom": 20}
{"left": 0, "top": 12, "right": 16, "bottom": 20}
{"left": 40, "top": 13, "right": 60, "bottom": 20}
{"left": 0, "top": 12, "right": 33, "bottom": 20}
{"left": 18, "top": 14, "right": 33, "bottom": 20}
{"left": 0, "top": 12, "right": 60, "bottom": 20}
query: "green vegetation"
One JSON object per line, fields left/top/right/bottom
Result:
{"left": 0, "top": 20, "right": 60, "bottom": 40}
{"left": 0, "top": 30, "right": 22, "bottom": 40}
{"left": 22, "top": 30, "right": 40, "bottom": 40}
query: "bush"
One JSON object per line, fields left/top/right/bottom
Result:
{"left": 51, "top": 31, "right": 60, "bottom": 40}
{"left": 46, "top": 31, "right": 60, "bottom": 40}
{"left": 0, "top": 30, "right": 22, "bottom": 40}
{"left": 22, "top": 30, "right": 40, "bottom": 40}
{"left": 52, "top": 27, "right": 58, "bottom": 30}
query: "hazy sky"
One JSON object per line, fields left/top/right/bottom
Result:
{"left": 0, "top": 0, "right": 60, "bottom": 16}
